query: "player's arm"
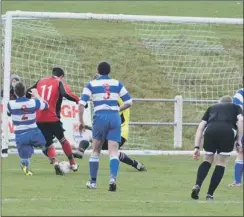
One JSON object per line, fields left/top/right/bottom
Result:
{"left": 7, "top": 102, "right": 12, "bottom": 117}
{"left": 233, "top": 90, "right": 243, "bottom": 110}
{"left": 34, "top": 99, "right": 49, "bottom": 111}
{"left": 194, "top": 107, "right": 209, "bottom": 148}
{"left": 194, "top": 121, "right": 207, "bottom": 149}
{"left": 118, "top": 82, "right": 133, "bottom": 112}
{"left": 29, "top": 88, "right": 49, "bottom": 111}
{"left": 26, "top": 81, "right": 39, "bottom": 99}
{"left": 78, "top": 82, "right": 92, "bottom": 131}
{"left": 193, "top": 107, "right": 209, "bottom": 160}
{"left": 59, "top": 81, "right": 79, "bottom": 103}
{"left": 236, "top": 106, "right": 243, "bottom": 145}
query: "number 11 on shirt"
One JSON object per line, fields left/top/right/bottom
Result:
{"left": 40, "top": 85, "right": 53, "bottom": 101}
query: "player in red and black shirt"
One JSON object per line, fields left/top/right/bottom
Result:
{"left": 27, "top": 67, "right": 79, "bottom": 175}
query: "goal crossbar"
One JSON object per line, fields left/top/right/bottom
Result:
{"left": 3, "top": 11, "right": 243, "bottom": 24}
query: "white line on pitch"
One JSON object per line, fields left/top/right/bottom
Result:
{"left": 2, "top": 198, "right": 243, "bottom": 204}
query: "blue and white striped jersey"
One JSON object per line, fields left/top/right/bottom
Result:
{"left": 80, "top": 75, "right": 132, "bottom": 113}
{"left": 233, "top": 88, "right": 243, "bottom": 110}
{"left": 7, "top": 97, "right": 48, "bottom": 135}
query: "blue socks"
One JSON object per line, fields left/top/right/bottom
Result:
{"left": 89, "top": 155, "right": 120, "bottom": 184}
{"left": 20, "top": 159, "right": 30, "bottom": 168}
{"left": 89, "top": 156, "right": 99, "bottom": 183}
{"left": 234, "top": 160, "right": 243, "bottom": 184}
{"left": 110, "top": 156, "right": 120, "bottom": 181}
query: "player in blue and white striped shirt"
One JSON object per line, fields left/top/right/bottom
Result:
{"left": 229, "top": 76, "right": 243, "bottom": 187}
{"left": 7, "top": 82, "right": 48, "bottom": 176}
{"left": 78, "top": 62, "right": 133, "bottom": 191}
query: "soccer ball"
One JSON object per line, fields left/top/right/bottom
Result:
{"left": 58, "top": 161, "right": 70, "bottom": 174}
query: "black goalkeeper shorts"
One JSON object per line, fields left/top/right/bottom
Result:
{"left": 102, "top": 137, "right": 126, "bottom": 150}
{"left": 37, "top": 121, "right": 65, "bottom": 147}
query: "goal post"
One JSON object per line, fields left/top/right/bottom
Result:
{"left": 2, "top": 12, "right": 12, "bottom": 150}
{"left": 1, "top": 11, "right": 243, "bottom": 154}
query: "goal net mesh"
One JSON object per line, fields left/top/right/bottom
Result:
{"left": 1, "top": 17, "right": 243, "bottom": 150}
{"left": 135, "top": 22, "right": 242, "bottom": 101}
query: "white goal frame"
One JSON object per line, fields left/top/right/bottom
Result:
{"left": 1, "top": 11, "right": 243, "bottom": 156}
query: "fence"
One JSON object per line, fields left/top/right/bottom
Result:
{"left": 130, "top": 96, "right": 218, "bottom": 148}
{"left": 6, "top": 96, "right": 237, "bottom": 156}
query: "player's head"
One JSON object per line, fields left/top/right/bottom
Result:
{"left": 10, "top": 74, "right": 21, "bottom": 87}
{"left": 97, "top": 62, "right": 111, "bottom": 75}
{"left": 14, "top": 82, "right": 26, "bottom": 97}
{"left": 52, "top": 67, "right": 65, "bottom": 78}
{"left": 219, "top": 95, "right": 233, "bottom": 103}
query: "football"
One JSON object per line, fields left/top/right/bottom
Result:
{"left": 58, "top": 161, "right": 71, "bottom": 174}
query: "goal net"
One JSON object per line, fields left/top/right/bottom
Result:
{"left": 1, "top": 12, "right": 243, "bottom": 153}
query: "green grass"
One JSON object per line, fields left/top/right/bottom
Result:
{"left": 1, "top": 155, "right": 243, "bottom": 216}
{"left": 1, "top": 1, "right": 243, "bottom": 150}
{"left": 1, "top": 2, "right": 243, "bottom": 216}
{"left": 2, "top": 1, "right": 243, "bottom": 18}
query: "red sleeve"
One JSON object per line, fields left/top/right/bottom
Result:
{"left": 59, "top": 80, "right": 79, "bottom": 103}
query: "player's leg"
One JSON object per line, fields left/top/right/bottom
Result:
{"left": 53, "top": 121, "right": 78, "bottom": 172}
{"left": 206, "top": 154, "right": 230, "bottom": 200}
{"left": 1, "top": 148, "right": 8, "bottom": 158}
{"left": 191, "top": 128, "right": 215, "bottom": 200}
{"left": 229, "top": 137, "right": 243, "bottom": 187}
{"left": 86, "top": 114, "right": 107, "bottom": 189}
{"left": 37, "top": 123, "right": 58, "bottom": 165}
{"left": 118, "top": 138, "right": 147, "bottom": 171}
{"left": 15, "top": 133, "right": 34, "bottom": 176}
{"left": 107, "top": 113, "right": 122, "bottom": 192}
{"left": 86, "top": 138, "right": 103, "bottom": 189}
{"left": 30, "top": 128, "right": 46, "bottom": 148}
{"left": 99, "top": 138, "right": 146, "bottom": 171}
{"left": 37, "top": 123, "right": 65, "bottom": 175}
{"left": 206, "top": 128, "right": 235, "bottom": 200}
{"left": 107, "top": 140, "right": 120, "bottom": 192}
{"left": 73, "top": 140, "right": 90, "bottom": 159}
{"left": 191, "top": 154, "right": 214, "bottom": 200}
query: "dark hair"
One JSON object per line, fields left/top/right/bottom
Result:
{"left": 11, "top": 74, "right": 21, "bottom": 82}
{"left": 14, "top": 82, "right": 26, "bottom": 97}
{"left": 52, "top": 67, "right": 65, "bottom": 77}
{"left": 97, "top": 62, "right": 111, "bottom": 75}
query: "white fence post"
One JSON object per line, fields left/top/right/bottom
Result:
{"left": 174, "top": 95, "right": 183, "bottom": 148}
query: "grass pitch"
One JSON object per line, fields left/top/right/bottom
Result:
{"left": 1, "top": 3, "right": 243, "bottom": 215}
{"left": 1, "top": 154, "right": 243, "bottom": 216}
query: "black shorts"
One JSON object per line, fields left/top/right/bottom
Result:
{"left": 203, "top": 123, "right": 236, "bottom": 155}
{"left": 37, "top": 121, "right": 65, "bottom": 147}
{"left": 102, "top": 137, "right": 126, "bottom": 150}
